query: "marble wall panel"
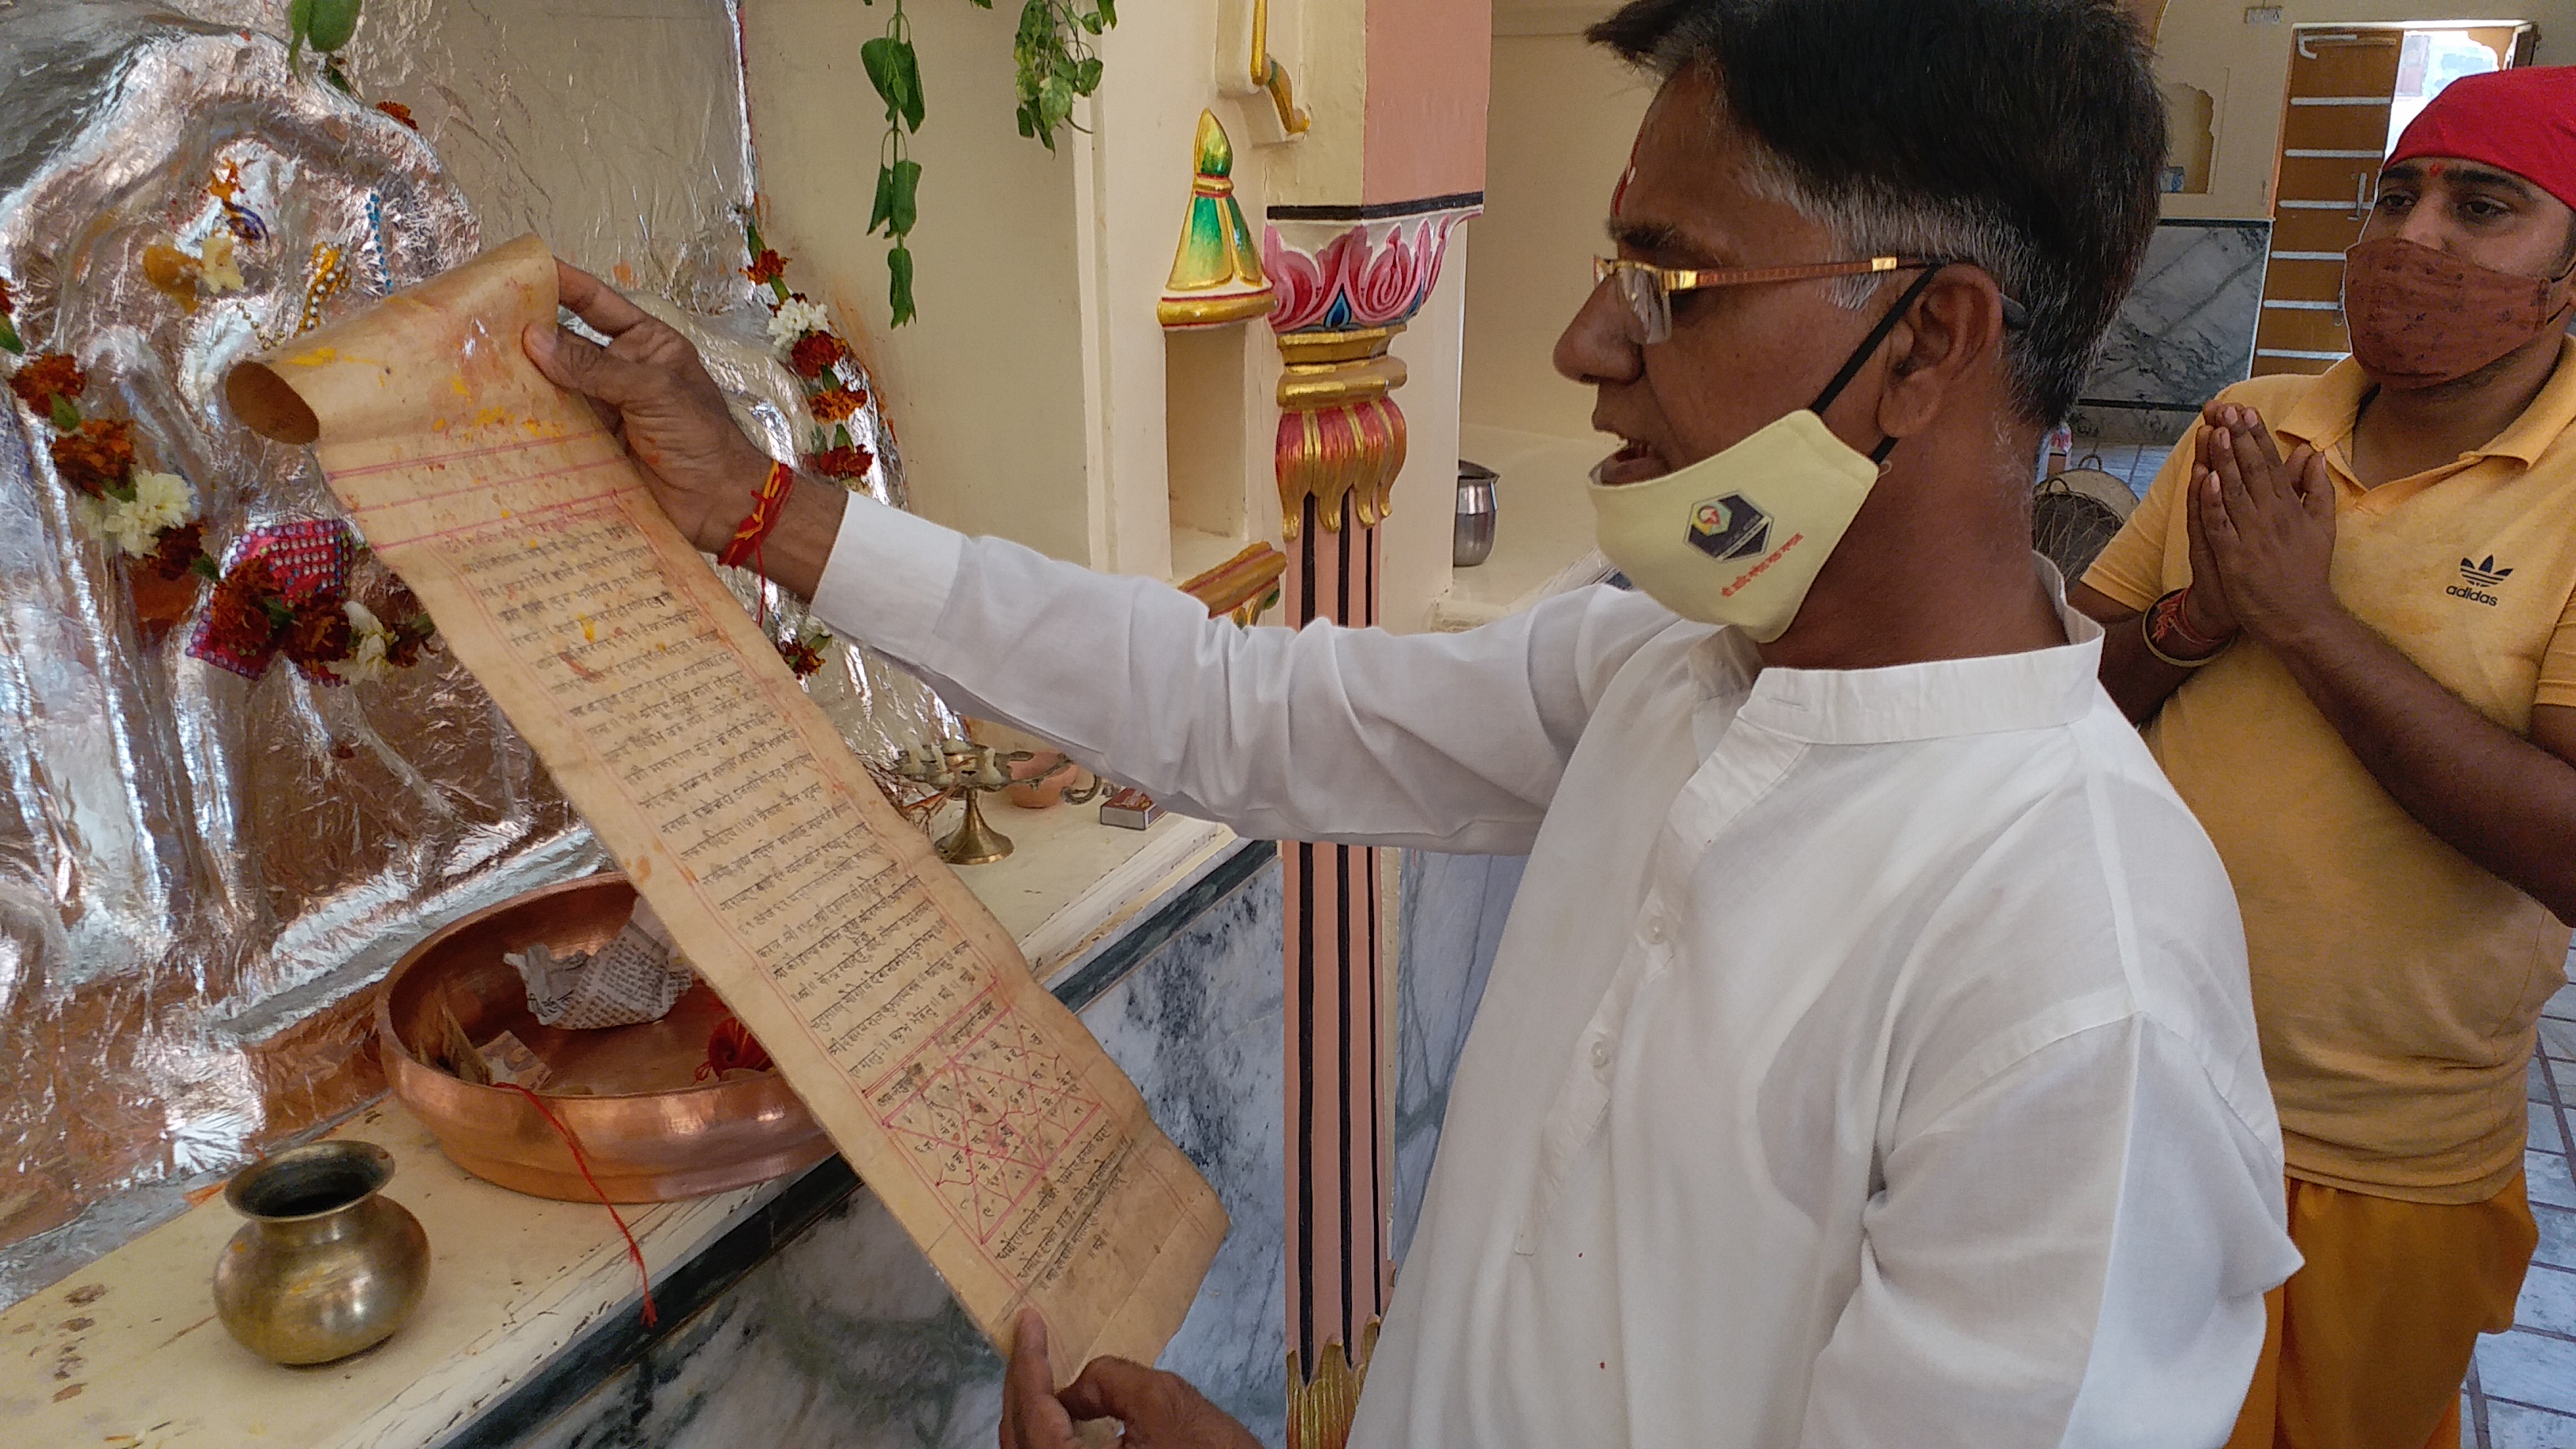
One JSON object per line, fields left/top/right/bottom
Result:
{"left": 1082, "top": 868, "right": 1289, "bottom": 1442}
{"left": 2077, "top": 219, "right": 2269, "bottom": 446}
{"left": 507, "top": 856, "right": 1290, "bottom": 1449}
{"left": 1390, "top": 850, "right": 1519, "bottom": 1264}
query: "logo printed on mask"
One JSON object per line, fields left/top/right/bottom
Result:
{"left": 2447, "top": 554, "right": 2514, "bottom": 606}
{"left": 1686, "top": 493, "right": 1772, "bottom": 562}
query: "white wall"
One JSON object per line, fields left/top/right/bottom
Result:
{"left": 745, "top": 0, "right": 1095, "bottom": 561}
{"left": 1386, "top": 236, "right": 1473, "bottom": 635}
{"left": 1458, "top": 18, "right": 1652, "bottom": 444}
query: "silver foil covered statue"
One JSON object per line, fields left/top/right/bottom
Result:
{"left": 0, "top": 0, "right": 953, "bottom": 1302}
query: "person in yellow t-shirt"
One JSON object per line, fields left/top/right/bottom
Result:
{"left": 2074, "top": 66, "right": 2576, "bottom": 1449}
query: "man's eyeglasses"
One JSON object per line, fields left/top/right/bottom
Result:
{"left": 1591, "top": 255, "right": 2031, "bottom": 346}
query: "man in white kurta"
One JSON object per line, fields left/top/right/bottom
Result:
{"left": 803, "top": 501, "right": 2299, "bottom": 1447}
{"left": 528, "top": 1, "right": 2301, "bottom": 1442}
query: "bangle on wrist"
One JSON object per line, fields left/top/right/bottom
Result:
{"left": 717, "top": 459, "right": 796, "bottom": 571}
{"left": 2143, "top": 587, "right": 2233, "bottom": 668}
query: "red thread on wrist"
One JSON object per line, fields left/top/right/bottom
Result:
{"left": 717, "top": 459, "right": 795, "bottom": 572}
{"left": 2165, "top": 586, "right": 2232, "bottom": 650}
{"left": 2147, "top": 587, "right": 2232, "bottom": 665}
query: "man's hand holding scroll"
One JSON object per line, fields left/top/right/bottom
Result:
{"left": 523, "top": 261, "right": 846, "bottom": 596}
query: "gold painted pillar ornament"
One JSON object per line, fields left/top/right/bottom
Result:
{"left": 1261, "top": 206, "right": 1473, "bottom": 537}
{"left": 1274, "top": 326, "right": 1406, "bottom": 537}
{"left": 1157, "top": 113, "right": 1278, "bottom": 331}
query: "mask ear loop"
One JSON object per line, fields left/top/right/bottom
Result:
{"left": 1807, "top": 261, "right": 1951, "bottom": 464}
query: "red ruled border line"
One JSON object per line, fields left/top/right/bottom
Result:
{"left": 352, "top": 487, "right": 627, "bottom": 551}
{"left": 327, "top": 429, "right": 615, "bottom": 481}
{"left": 335, "top": 453, "right": 631, "bottom": 518}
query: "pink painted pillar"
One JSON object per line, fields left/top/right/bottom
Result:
{"left": 1260, "top": 8, "right": 1488, "bottom": 1441}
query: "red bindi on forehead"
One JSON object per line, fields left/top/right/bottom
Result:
{"left": 1610, "top": 127, "right": 1646, "bottom": 217}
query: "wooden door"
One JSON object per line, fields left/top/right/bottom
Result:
{"left": 2252, "top": 24, "right": 2534, "bottom": 378}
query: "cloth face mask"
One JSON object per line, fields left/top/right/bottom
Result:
{"left": 2343, "top": 235, "right": 2574, "bottom": 390}
{"left": 1588, "top": 266, "right": 1942, "bottom": 642}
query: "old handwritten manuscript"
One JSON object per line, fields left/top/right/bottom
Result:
{"left": 225, "top": 234, "right": 1226, "bottom": 1375}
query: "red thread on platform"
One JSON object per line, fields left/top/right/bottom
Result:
{"left": 494, "top": 1081, "right": 658, "bottom": 1327}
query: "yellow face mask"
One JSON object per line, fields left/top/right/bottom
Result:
{"left": 1587, "top": 264, "right": 1942, "bottom": 643}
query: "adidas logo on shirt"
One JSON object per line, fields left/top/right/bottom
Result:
{"left": 2447, "top": 556, "right": 2513, "bottom": 606}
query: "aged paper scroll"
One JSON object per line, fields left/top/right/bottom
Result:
{"left": 225, "top": 234, "right": 1226, "bottom": 1375}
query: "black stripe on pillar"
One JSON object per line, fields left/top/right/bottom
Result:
{"left": 1336, "top": 841, "right": 1356, "bottom": 1359}
{"left": 1366, "top": 515, "right": 1378, "bottom": 630}
{"left": 1294, "top": 494, "right": 1321, "bottom": 1378}
{"left": 1337, "top": 509, "right": 1354, "bottom": 628}
{"left": 1296, "top": 837, "right": 1317, "bottom": 1376}
{"left": 1368, "top": 847, "right": 1384, "bottom": 1317}
{"left": 1303, "top": 496, "right": 1320, "bottom": 625}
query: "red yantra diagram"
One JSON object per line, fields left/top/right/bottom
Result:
{"left": 867, "top": 988, "right": 1109, "bottom": 1246}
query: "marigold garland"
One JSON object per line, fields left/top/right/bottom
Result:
{"left": 787, "top": 330, "right": 848, "bottom": 380}
{"left": 776, "top": 627, "right": 831, "bottom": 680}
{"left": 9, "top": 353, "right": 85, "bottom": 414}
{"left": 51, "top": 419, "right": 138, "bottom": 498}
{"left": 810, "top": 444, "right": 877, "bottom": 481}
{"left": 200, "top": 557, "right": 288, "bottom": 661}
{"left": 280, "top": 601, "right": 355, "bottom": 674}
{"left": 4, "top": 337, "right": 208, "bottom": 580}
{"left": 732, "top": 215, "right": 923, "bottom": 680}
{"left": 193, "top": 531, "right": 438, "bottom": 687}
{"left": 144, "top": 521, "right": 210, "bottom": 581}
{"left": 809, "top": 385, "right": 867, "bottom": 425}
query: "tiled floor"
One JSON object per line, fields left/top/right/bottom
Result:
{"left": 2462, "top": 973, "right": 2576, "bottom": 1447}
{"left": 2057, "top": 442, "right": 2175, "bottom": 500}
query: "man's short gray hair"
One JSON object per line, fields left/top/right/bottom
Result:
{"left": 1593, "top": 0, "right": 2165, "bottom": 425}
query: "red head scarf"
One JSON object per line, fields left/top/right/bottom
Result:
{"left": 2387, "top": 66, "right": 2576, "bottom": 213}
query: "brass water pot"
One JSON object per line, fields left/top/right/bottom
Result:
{"left": 212, "top": 1140, "right": 429, "bottom": 1365}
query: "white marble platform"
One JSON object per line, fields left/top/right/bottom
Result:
{"left": 0, "top": 807, "right": 1236, "bottom": 1448}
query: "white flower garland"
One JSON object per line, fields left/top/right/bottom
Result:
{"left": 329, "top": 600, "right": 399, "bottom": 685}
{"left": 77, "top": 469, "right": 197, "bottom": 557}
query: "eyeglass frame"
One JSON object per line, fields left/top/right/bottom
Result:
{"left": 1590, "top": 254, "right": 2031, "bottom": 346}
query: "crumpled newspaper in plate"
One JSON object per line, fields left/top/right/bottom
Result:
{"left": 505, "top": 899, "right": 694, "bottom": 1032}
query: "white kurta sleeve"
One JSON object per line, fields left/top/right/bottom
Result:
{"left": 1797, "top": 1016, "right": 2296, "bottom": 1449}
{"left": 805, "top": 496, "right": 1674, "bottom": 853}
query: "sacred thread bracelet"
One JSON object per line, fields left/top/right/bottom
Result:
{"left": 2143, "top": 586, "right": 2233, "bottom": 668}
{"left": 717, "top": 459, "right": 796, "bottom": 571}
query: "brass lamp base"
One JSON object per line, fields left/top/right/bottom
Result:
{"left": 937, "top": 792, "right": 1015, "bottom": 866}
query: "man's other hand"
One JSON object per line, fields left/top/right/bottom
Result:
{"left": 2196, "top": 401, "right": 2338, "bottom": 648}
{"left": 1001, "top": 1309, "right": 1263, "bottom": 1449}
{"left": 522, "top": 259, "right": 773, "bottom": 556}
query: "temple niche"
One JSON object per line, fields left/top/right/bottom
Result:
{"left": 0, "top": 1, "right": 1499, "bottom": 1446}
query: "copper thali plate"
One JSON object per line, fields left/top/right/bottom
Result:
{"left": 377, "top": 874, "right": 833, "bottom": 1202}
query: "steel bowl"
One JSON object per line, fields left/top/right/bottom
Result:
{"left": 376, "top": 874, "right": 833, "bottom": 1202}
{"left": 1454, "top": 460, "right": 1500, "bottom": 568}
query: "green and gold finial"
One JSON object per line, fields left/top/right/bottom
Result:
{"left": 1157, "top": 111, "right": 1276, "bottom": 330}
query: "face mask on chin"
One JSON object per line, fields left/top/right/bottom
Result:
{"left": 2343, "top": 235, "right": 2576, "bottom": 391}
{"left": 1588, "top": 265, "right": 1944, "bottom": 642}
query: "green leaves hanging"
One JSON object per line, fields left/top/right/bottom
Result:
{"left": 287, "top": 0, "right": 365, "bottom": 93}
{"left": 858, "top": 0, "right": 1117, "bottom": 326}
{"left": 859, "top": 5, "right": 928, "bottom": 327}
{"left": 1012, "top": 0, "right": 1114, "bottom": 148}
